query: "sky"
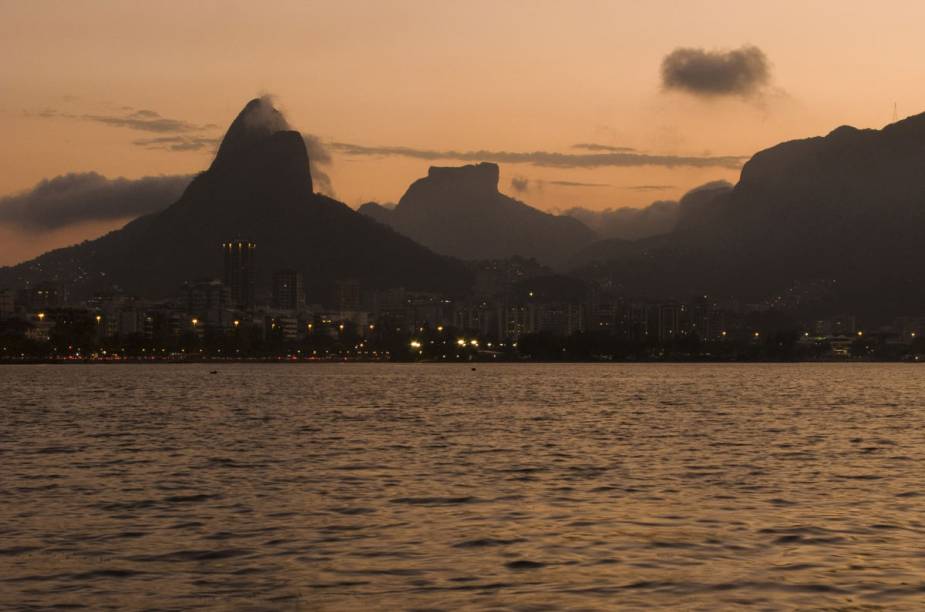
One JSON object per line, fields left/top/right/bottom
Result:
{"left": 3, "top": 0, "right": 925, "bottom": 265}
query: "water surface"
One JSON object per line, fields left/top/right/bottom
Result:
{"left": 2, "top": 363, "right": 924, "bottom": 609}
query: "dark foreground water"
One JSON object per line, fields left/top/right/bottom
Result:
{"left": 2, "top": 364, "right": 925, "bottom": 610}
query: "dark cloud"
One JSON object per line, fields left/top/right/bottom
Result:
{"left": 0, "top": 172, "right": 192, "bottom": 231}
{"left": 330, "top": 142, "right": 745, "bottom": 169}
{"left": 661, "top": 45, "right": 770, "bottom": 97}
{"left": 563, "top": 180, "right": 732, "bottom": 240}
{"left": 510, "top": 177, "right": 530, "bottom": 193}
{"left": 510, "top": 177, "right": 610, "bottom": 194}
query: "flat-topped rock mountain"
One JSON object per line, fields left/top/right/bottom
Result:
{"left": 359, "top": 163, "right": 595, "bottom": 268}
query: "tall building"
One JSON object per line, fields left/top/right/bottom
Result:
{"left": 183, "top": 279, "right": 232, "bottom": 318}
{"left": 0, "top": 288, "right": 14, "bottom": 320}
{"left": 223, "top": 240, "right": 256, "bottom": 310}
{"left": 335, "top": 280, "right": 362, "bottom": 313}
{"left": 23, "top": 283, "right": 65, "bottom": 310}
{"left": 272, "top": 269, "right": 305, "bottom": 311}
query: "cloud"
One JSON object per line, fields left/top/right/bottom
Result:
{"left": 25, "top": 97, "right": 339, "bottom": 195}
{"left": 563, "top": 180, "right": 732, "bottom": 240}
{"left": 330, "top": 142, "right": 745, "bottom": 170}
{"left": 564, "top": 201, "right": 680, "bottom": 240}
{"left": 572, "top": 143, "right": 637, "bottom": 153}
{"left": 661, "top": 45, "right": 770, "bottom": 97}
{"left": 510, "top": 177, "right": 610, "bottom": 194}
{"left": 82, "top": 109, "right": 209, "bottom": 133}
{"left": 133, "top": 135, "right": 221, "bottom": 152}
{"left": 510, "top": 177, "right": 530, "bottom": 193}
{"left": 25, "top": 106, "right": 218, "bottom": 140}
{"left": 243, "top": 94, "right": 290, "bottom": 133}
{"left": 0, "top": 172, "right": 192, "bottom": 231}
{"left": 626, "top": 185, "right": 674, "bottom": 192}
{"left": 548, "top": 180, "right": 610, "bottom": 188}
{"left": 302, "top": 133, "right": 335, "bottom": 196}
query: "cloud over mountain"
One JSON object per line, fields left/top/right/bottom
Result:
{"left": 330, "top": 142, "right": 745, "bottom": 169}
{"left": 302, "top": 133, "right": 335, "bottom": 195}
{"left": 24, "top": 97, "right": 337, "bottom": 196}
{"left": 82, "top": 109, "right": 211, "bottom": 133}
{"left": 0, "top": 172, "right": 192, "bottom": 230}
{"left": 563, "top": 180, "right": 732, "bottom": 240}
{"left": 510, "top": 177, "right": 610, "bottom": 193}
{"left": 661, "top": 45, "right": 770, "bottom": 97}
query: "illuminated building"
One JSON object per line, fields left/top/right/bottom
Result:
{"left": 222, "top": 240, "right": 256, "bottom": 310}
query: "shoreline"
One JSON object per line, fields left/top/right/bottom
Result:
{"left": 1, "top": 357, "right": 919, "bottom": 365}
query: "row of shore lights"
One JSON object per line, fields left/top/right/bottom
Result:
{"left": 31, "top": 312, "right": 916, "bottom": 341}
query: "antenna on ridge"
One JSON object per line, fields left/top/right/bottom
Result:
{"left": 893, "top": 101, "right": 898, "bottom": 122}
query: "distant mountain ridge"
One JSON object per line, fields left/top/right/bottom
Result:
{"left": 0, "top": 98, "right": 471, "bottom": 300}
{"left": 359, "top": 162, "right": 596, "bottom": 267}
{"left": 572, "top": 112, "right": 925, "bottom": 320}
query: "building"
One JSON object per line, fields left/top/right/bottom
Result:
{"left": 498, "top": 305, "right": 534, "bottom": 340}
{"left": 657, "top": 303, "right": 682, "bottom": 343}
{"left": 223, "top": 240, "right": 256, "bottom": 310}
{"left": 535, "top": 302, "right": 584, "bottom": 337}
{"left": 272, "top": 269, "right": 305, "bottom": 311}
{"left": 22, "top": 283, "right": 66, "bottom": 310}
{"left": 0, "top": 288, "right": 14, "bottom": 320}
{"left": 182, "top": 279, "right": 233, "bottom": 327}
{"left": 266, "top": 315, "right": 300, "bottom": 341}
{"left": 336, "top": 280, "right": 362, "bottom": 313}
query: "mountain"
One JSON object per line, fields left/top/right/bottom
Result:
{"left": 562, "top": 181, "right": 733, "bottom": 241}
{"left": 358, "top": 163, "right": 595, "bottom": 267}
{"left": 563, "top": 200, "right": 680, "bottom": 241}
{"left": 0, "top": 98, "right": 471, "bottom": 300}
{"left": 573, "top": 113, "right": 925, "bottom": 320}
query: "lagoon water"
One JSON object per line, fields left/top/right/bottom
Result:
{"left": 2, "top": 363, "right": 925, "bottom": 610}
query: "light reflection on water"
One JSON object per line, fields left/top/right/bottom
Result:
{"left": 2, "top": 363, "right": 925, "bottom": 609}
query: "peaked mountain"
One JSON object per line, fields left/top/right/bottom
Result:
{"left": 0, "top": 98, "right": 471, "bottom": 300}
{"left": 359, "top": 163, "right": 595, "bottom": 267}
{"left": 573, "top": 113, "right": 925, "bottom": 320}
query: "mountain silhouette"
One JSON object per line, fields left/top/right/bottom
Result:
{"left": 0, "top": 98, "right": 470, "bottom": 300}
{"left": 359, "top": 163, "right": 595, "bottom": 267}
{"left": 573, "top": 113, "right": 925, "bottom": 320}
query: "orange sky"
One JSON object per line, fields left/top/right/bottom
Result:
{"left": 3, "top": 0, "right": 925, "bottom": 265}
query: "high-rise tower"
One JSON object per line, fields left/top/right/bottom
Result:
{"left": 272, "top": 269, "right": 305, "bottom": 311}
{"left": 223, "top": 240, "right": 256, "bottom": 310}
